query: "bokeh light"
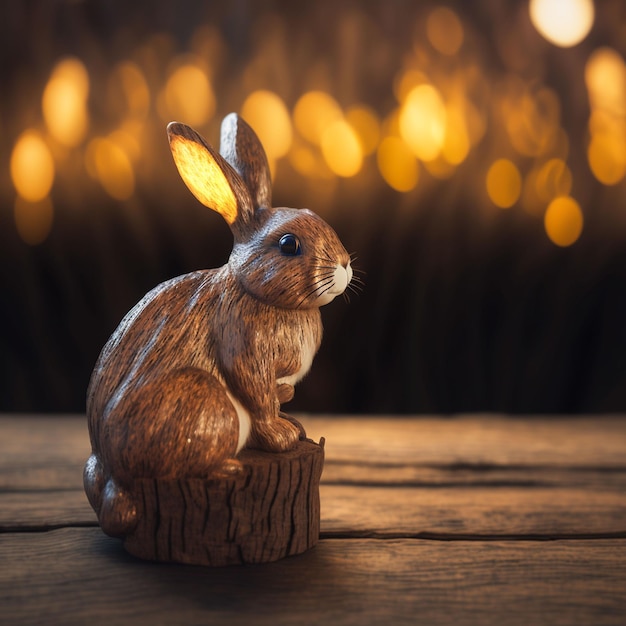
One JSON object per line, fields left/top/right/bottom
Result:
{"left": 529, "top": 0, "right": 594, "bottom": 48}
{"left": 160, "top": 61, "right": 215, "bottom": 126}
{"left": 346, "top": 105, "right": 381, "bottom": 156}
{"left": 502, "top": 81, "right": 561, "bottom": 158}
{"left": 2, "top": 5, "right": 622, "bottom": 255}
{"left": 535, "top": 158, "right": 573, "bottom": 202}
{"left": 293, "top": 91, "right": 343, "bottom": 146}
{"left": 544, "top": 196, "right": 584, "bottom": 246}
{"left": 42, "top": 57, "right": 90, "bottom": 148}
{"left": 288, "top": 142, "right": 333, "bottom": 180}
{"left": 108, "top": 61, "right": 151, "bottom": 120}
{"left": 399, "top": 84, "right": 446, "bottom": 162}
{"left": 584, "top": 47, "right": 626, "bottom": 185}
{"left": 377, "top": 136, "right": 419, "bottom": 192}
{"left": 442, "top": 103, "right": 470, "bottom": 165}
{"left": 486, "top": 159, "right": 522, "bottom": 209}
{"left": 85, "top": 137, "right": 135, "bottom": 200}
{"left": 241, "top": 90, "right": 292, "bottom": 163}
{"left": 426, "top": 7, "right": 464, "bottom": 56}
{"left": 587, "top": 134, "right": 626, "bottom": 185}
{"left": 585, "top": 47, "right": 626, "bottom": 114}
{"left": 320, "top": 120, "right": 363, "bottom": 178}
{"left": 10, "top": 130, "right": 55, "bottom": 202}
{"left": 14, "top": 196, "right": 54, "bottom": 245}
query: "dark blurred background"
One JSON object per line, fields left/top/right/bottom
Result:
{"left": 1, "top": 0, "right": 626, "bottom": 415}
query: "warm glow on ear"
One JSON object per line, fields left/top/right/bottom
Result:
{"left": 169, "top": 134, "right": 238, "bottom": 224}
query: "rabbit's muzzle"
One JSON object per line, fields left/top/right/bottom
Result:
{"left": 317, "top": 262, "right": 352, "bottom": 306}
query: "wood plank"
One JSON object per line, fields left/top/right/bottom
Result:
{"left": 5, "top": 458, "right": 626, "bottom": 492}
{"left": 2, "top": 415, "right": 626, "bottom": 491}
{"left": 0, "top": 528, "right": 624, "bottom": 626}
{"left": 0, "top": 491, "right": 97, "bottom": 529}
{"left": 321, "top": 461, "right": 626, "bottom": 488}
{"left": 320, "top": 485, "right": 626, "bottom": 538}
{"left": 2, "top": 414, "right": 626, "bottom": 468}
{"left": 2, "top": 483, "right": 625, "bottom": 538}
{"left": 300, "top": 414, "right": 626, "bottom": 467}
{"left": 0, "top": 415, "right": 90, "bottom": 466}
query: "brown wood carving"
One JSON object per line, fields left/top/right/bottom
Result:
{"left": 83, "top": 114, "right": 352, "bottom": 564}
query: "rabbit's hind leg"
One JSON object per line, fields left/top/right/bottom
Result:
{"left": 104, "top": 367, "right": 241, "bottom": 482}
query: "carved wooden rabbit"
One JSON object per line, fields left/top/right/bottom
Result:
{"left": 84, "top": 114, "right": 352, "bottom": 539}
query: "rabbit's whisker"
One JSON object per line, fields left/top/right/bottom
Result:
{"left": 297, "top": 277, "right": 334, "bottom": 309}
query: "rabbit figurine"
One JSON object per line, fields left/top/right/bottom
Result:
{"left": 84, "top": 113, "right": 352, "bottom": 537}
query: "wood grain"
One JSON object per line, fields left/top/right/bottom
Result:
{"left": 121, "top": 441, "right": 324, "bottom": 565}
{"left": 2, "top": 414, "right": 626, "bottom": 625}
{"left": 1, "top": 528, "right": 624, "bottom": 626}
{"left": 2, "top": 482, "right": 625, "bottom": 538}
{"left": 300, "top": 414, "right": 626, "bottom": 467}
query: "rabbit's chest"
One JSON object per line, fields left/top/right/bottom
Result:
{"left": 276, "top": 332, "right": 316, "bottom": 386}
{"left": 265, "top": 309, "right": 320, "bottom": 385}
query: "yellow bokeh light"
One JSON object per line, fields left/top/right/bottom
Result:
{"left": 293, "top": 91, "right": 343, "bottom": 145}
{"left": 585, "top": 47, "right": 626, "bottom": 185}
{"left": 399, "top": 84, "right": 446, "bottom": 162}
{"left": 486, "top": 159, "right": 522, "bottom": 209}
{"left": 442, "top": 104, "right": 470, "bottom": 165}
{"left": 588, "top": 133, "right": 626, "bottom": 185}
{"left": 529, "top": 0, "right": 594, "bottom": 47}
{"left": 394, "top": 69, "right": 428, "bottom": 103}
{"left": 288, "top": 144, "right": 333, "bottom": 180}
{"left": 503, "top": 84, "right": 561, "bottom": 158}
{"left": 108, "top": 128, "right": 141, "bottom": 163}
{"left": 162, "top": 63, "right": 215, "bottom": 126}
{"left": 241, "top": 90, "right": 292, "bottom": 160}
{"left": 14, "top": 196, "right": 54, "bottom": 246}
{"left": 86, "top": 138, "right": 135, "bottom": 201}
{"left": 377, "top": 136, "right": 419, "bottom": 192}
{"left": 346, "top": 105, "right": 381, "bottom": 155}
{"left": 589, "top": 109, "right": 625, "bottom": 137}
{"left": 426, "top": 7, "right": 464, "bottom": 56}
{"left": 544, "top": 196, "right": 584, "bottom": 246}
{"left": 10, "top": 130, "right": 55, "bottom": 202}
{"left": 424, "top": 157, "right": 456, "bottom": 180}
{"left": 42, "top": 57, "right": 89, "bottom": 147}
{"left": 585, "top": 48, "right": 626, "bottom": 115}
{"left": 112, "top": 61, "right": 151, "bottom": 119}
{"left": 320, "top": 119, "right": 363, "bottom": 178}
{"left": 535, "top": 158, "right": 573, "bottom": 202}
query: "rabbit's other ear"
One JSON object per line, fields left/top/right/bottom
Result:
{"left": 219, "top": 113, "right": 272, "bottom": 211}
{"left": 167, "top": 122, "right": 254, "bottom": 227}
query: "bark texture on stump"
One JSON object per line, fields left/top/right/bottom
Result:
{"left": 121, "top": 438, "right": 324, "bottom": 566}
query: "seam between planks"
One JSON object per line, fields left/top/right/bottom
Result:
{"left": 320, "top": 530, "right": 626, "bottom": 541}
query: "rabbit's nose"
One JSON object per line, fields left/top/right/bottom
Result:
{"left": 345, "top": 262, "right": 353, "bottom": 285}
{"left": 332, "top": 263, "right": 351, "bottom": 295}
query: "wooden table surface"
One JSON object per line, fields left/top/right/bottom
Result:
{"left": 1, "top": 414, "right": 625, "bottom": 625}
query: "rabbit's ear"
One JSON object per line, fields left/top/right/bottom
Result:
{"left": 167, "top": 122, "right": 254, "bottom": 227}
{"left": 219, "top": 113, "right": 272, "bottom": 210}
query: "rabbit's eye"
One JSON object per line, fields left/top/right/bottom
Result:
{"left": 279, "top": 233, "right": 301, "bottom": 256}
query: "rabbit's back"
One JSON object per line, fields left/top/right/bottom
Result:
{"left": 87, "top": 269, "right": 224, "bottom": 435}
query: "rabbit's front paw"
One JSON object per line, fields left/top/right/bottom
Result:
{"left": 277, "top": 383, "right": 295, "bottom": 404}
{"left": 250, "top": 416, "right": 301, "bottom": 453}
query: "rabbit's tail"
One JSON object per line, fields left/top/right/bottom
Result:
{"left": 84, "top": 454, "right": 137, "bottom": 538}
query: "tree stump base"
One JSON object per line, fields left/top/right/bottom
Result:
{"left": 119, "top": 438, "right": 325, "bottom": 566}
